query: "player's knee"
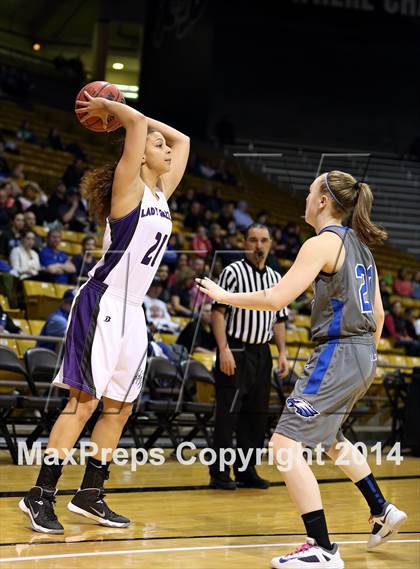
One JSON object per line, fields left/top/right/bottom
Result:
{"left": 64, "top": 397, "right": 99, "bottom": 422}
{"left": 101, "top": 402, "right": 133, "bottom": 423}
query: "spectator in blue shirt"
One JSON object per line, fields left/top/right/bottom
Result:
{"left": 37, "top": 289, "right": 75, "bottom": 352}
{"left": 39, "top": 229, "right": 76, "bottom": 284}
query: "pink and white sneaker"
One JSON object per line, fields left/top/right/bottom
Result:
{"left": 271, "top": 537, "right": 344, "bottom": 568}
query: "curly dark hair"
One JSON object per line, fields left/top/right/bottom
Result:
{"left": 80, "top": 129, "right": 161, "bottom": 225}
{"left": 80, "top": 161, "right": 118, "bottom": 224}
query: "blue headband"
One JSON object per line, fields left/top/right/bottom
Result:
{"left": 324, "top": 173, "right": 345, "bottom": 208}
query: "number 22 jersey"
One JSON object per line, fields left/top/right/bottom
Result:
{"left": 310, "top": 225, "right": 377, "bottom": 343}
{"left": 89, "top": 185, "right": 172, "bottom": 302}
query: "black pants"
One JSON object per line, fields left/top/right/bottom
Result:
{"left": 211, "top": 336, "right": 272, "bottom": 476}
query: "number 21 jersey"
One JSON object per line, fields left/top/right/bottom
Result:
{"left": 89, "top": 185, "right": 172, "bottom": 301}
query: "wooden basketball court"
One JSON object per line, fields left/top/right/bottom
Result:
{"left": 0, "top": 451, "right": 418, "bottom": 568}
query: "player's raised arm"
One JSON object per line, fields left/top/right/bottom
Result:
{"left": 146, "top": 117, "right": 190, "bottom": 199}
{"left": 196, "top": 235, "right": 330, "bottom": 311}
{"left": 76, "top": 92, "right": 147, "bottom": 194}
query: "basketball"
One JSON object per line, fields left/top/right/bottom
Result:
{"left": 75, "top": 81, "right": 125, "bottom": 132}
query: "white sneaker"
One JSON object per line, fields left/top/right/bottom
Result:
{"left": 367, "top": 503, "right": 407, "bottom": 550}
{"left": 271, "top": 537, "right": 344, "bottom": 568}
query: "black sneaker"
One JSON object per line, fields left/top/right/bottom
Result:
{"left": 68, "top": 488, "right": 130, "bottom": 527}
{"left": 19, "top": 486, "right": 64, "bottom": 534}
{"left": 209, "top": 472, "right": 237, "bottom": 490}
{"left": 235, "top": 467, "right": 270, "bottom": 489}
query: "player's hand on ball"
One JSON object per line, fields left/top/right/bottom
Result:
{"left": 195, "top": 277, "right": 227, "bottom": 303}
{"left": 75, "top": 91, "right": 110, "bottom": 129}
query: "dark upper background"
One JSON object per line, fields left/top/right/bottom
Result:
{"left": 1, "top": 0, "right": 419, "bottom": 153}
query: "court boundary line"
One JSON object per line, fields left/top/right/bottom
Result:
{"left": 0, "top": 538, "right": 419, "bottom": 563}
{"left": 1, "top": 474, "right": 418, "bottom": 498}
{"left": 1, "top": 531, "right": 419, "bottom": 548}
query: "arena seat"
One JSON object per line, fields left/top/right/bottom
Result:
{"left": 192, "top": 352, "right": 215, "bottom": 372}
{"left": 23, "top": 281, "right": 59, "bottom": 319}
{"left": 28, "top": 319, "right": 45, "bottom": 336}
{"left": 54, "top": 283, "right": 75, "bottom": 298}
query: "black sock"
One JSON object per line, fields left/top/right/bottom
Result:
{"left": 80, "top": 457, "right": 110, "bottom": 490}
{"left": 302, "top": 509, "right": 332, "bottom": 550}
{"left": 35, "top": 455, "right": 64, "bottom": 490}
{"left": 355, "top": 473, "right": 387, "bottom": 516}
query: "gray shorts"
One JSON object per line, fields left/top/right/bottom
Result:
{"left": 275, "top": 339, "right": 377, "bottom": 449}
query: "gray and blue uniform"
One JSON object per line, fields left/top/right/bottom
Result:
{"left": 275, "top": 225, "right": 378, "bottom": 449}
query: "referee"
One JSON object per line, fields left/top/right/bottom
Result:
{"left": 210, "top": 223, "right": 288, "bottom": 490}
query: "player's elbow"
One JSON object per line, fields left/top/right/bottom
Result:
{"left": 375, "top": 307, "right": 385, "bottom": 326}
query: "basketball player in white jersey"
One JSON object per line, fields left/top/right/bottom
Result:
{"left": 197, "top": 171, "right": 407, "bottom": 568}
{"left": 19, "top": 92, "right": 189, "bottom": 533}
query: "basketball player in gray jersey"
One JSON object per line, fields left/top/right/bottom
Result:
{"left": 198, "top": 170, "right": 407, "bottom": 568}
{"left": 20, "top": 93, "right": 189, "bottom": 533}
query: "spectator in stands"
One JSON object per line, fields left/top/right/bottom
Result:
{"left": 191, "top": 256, "right": 207, "bottom": 275}
{"left": 191, "top": 225, "right": 212, "bottom": 258}
{"left": 169, "top": 267, "right": 196, "bottom": 317}
{"left": 233, "top": 200, "right": 254, "bottom": 230}
{"left": 198, "top": 158, "right": 216, "bottom": 179}
{"left": 70, "top": 235, "right": 97, "bottom": 284}
{"left": 0, "top": 304, "right": 21, "bottom": 334}
{"left": 196, "top": 182, "right": 217, "bottom": 210}
{"left": 162, "top": 232, "right": 182, "bottom": 269}
{"left": 177, "top": 303, "right": 216, "bottom": 353}
{"left": 393, "top": 268, "right": 413, "bottom": 297}
{"left": 9, "top": 231, "right": 41, "bottom": 280}
{"left": 11, "top": 163, "right": 26, "bottom": 186}
{"left": 65, "top": 141, "right": 86, "bottom": 161}
{"left": 16, "top": 120, "right": 36, "bottom": 144}
{"left": 411, "top": 271, "right": 420, "bottom": 300}
{"left": 58, "top": 188, "right": 90, "bottom": 232}
{"left": 47, "top": 128, "right": 64, "bottom": 151}
{"left": 256, "top": 210, "right": 269, "bottom": 225}
{"left": 0, "top": 212, "right": 25, "bottom": 256}
{"left": 46, "top": 181, "right": 67, "bottom": 222}
{"left": 23, "top": 211, "right": 44, "bottom": 251}
{"left": 184, "top": 201, "right": 203, "bottom": 231}
{"left": 156, "top": 264, "right": 171, "bottom": 302}
{"left": 0, "top": 184, "right": 21, "bottom": 227}
{"left": 219, "top": 231, "right": 243, "bottom": 266}
{"left": 37, "top": 289, "right": 76, "bottom": 352}
{"left": 283, "top": 232, "right": 301, "bottom": 261}
{"left": 39, "top": 229, "right": 76, "bottom": 284}
{"left": 404, "top": 308, "right": 420, "bottom": 340}
{"left": 144, "top": 278, "right": 180, "bottom": 333}
{"left": 20, "top": 182, "right": 49, "bottom": 224}
{"left": 202, "top": 208, "right": 215, "bottom": 230}
{"left": 217, "top": 201, "right": 236, "bottom": 231}
{"left": 209, "top": 222, "right": 225, "bottom": 253}
{"left": 167, "top": 252, "right": 189, "bottom": 288}
{"left": 0, "top": 141, "right": 10, "bottom": 178}
{"left": 384, "top": 301, "right": 420, "bottom": 356}
{"left": 379, "top": 279, "right": 392, "bottom": 312}
{"left": 63, "top": 157, "right": 85, "bottom": 189}
{"left": 176, "top": 187, "right": 195, "bottom": 214}
{"left": 214, "top": 159, "right": 237, "bottom": 186}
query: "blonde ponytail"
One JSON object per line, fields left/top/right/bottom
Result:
{"left": 320, "top": 170, "right": 387, "bottom": 248}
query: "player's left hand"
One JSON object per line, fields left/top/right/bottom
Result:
{"left": 277, "top": 353, "right": 289, "bottom": 378}
{"left": 195, "top": 277, "right": 227, "bottom": 303}
{"left": 75, "top": 91, "right": 110, "bottom": 129}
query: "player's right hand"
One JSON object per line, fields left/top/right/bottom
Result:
{"left": 220, "top": 346, "right": 236, "bottom": 376}
{"left": 75, "top": 91, "right": 110, "bottom": 129}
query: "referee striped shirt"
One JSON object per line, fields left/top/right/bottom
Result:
{"left": 214, "top": 257, "right": 288, "bottom": 344}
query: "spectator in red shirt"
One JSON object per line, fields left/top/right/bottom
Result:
{"left": 393, "top": 268, "right": 413, "bottom": 297}
{"left": 384, "top": 301, "right": 420, "bottom": 356}
{"left": 192, "top": 225, "right": 212, "bottom": 258}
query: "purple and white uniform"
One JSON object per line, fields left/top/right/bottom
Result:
{"left": 53, "top": 185, "right": 172, "bottom": 402}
